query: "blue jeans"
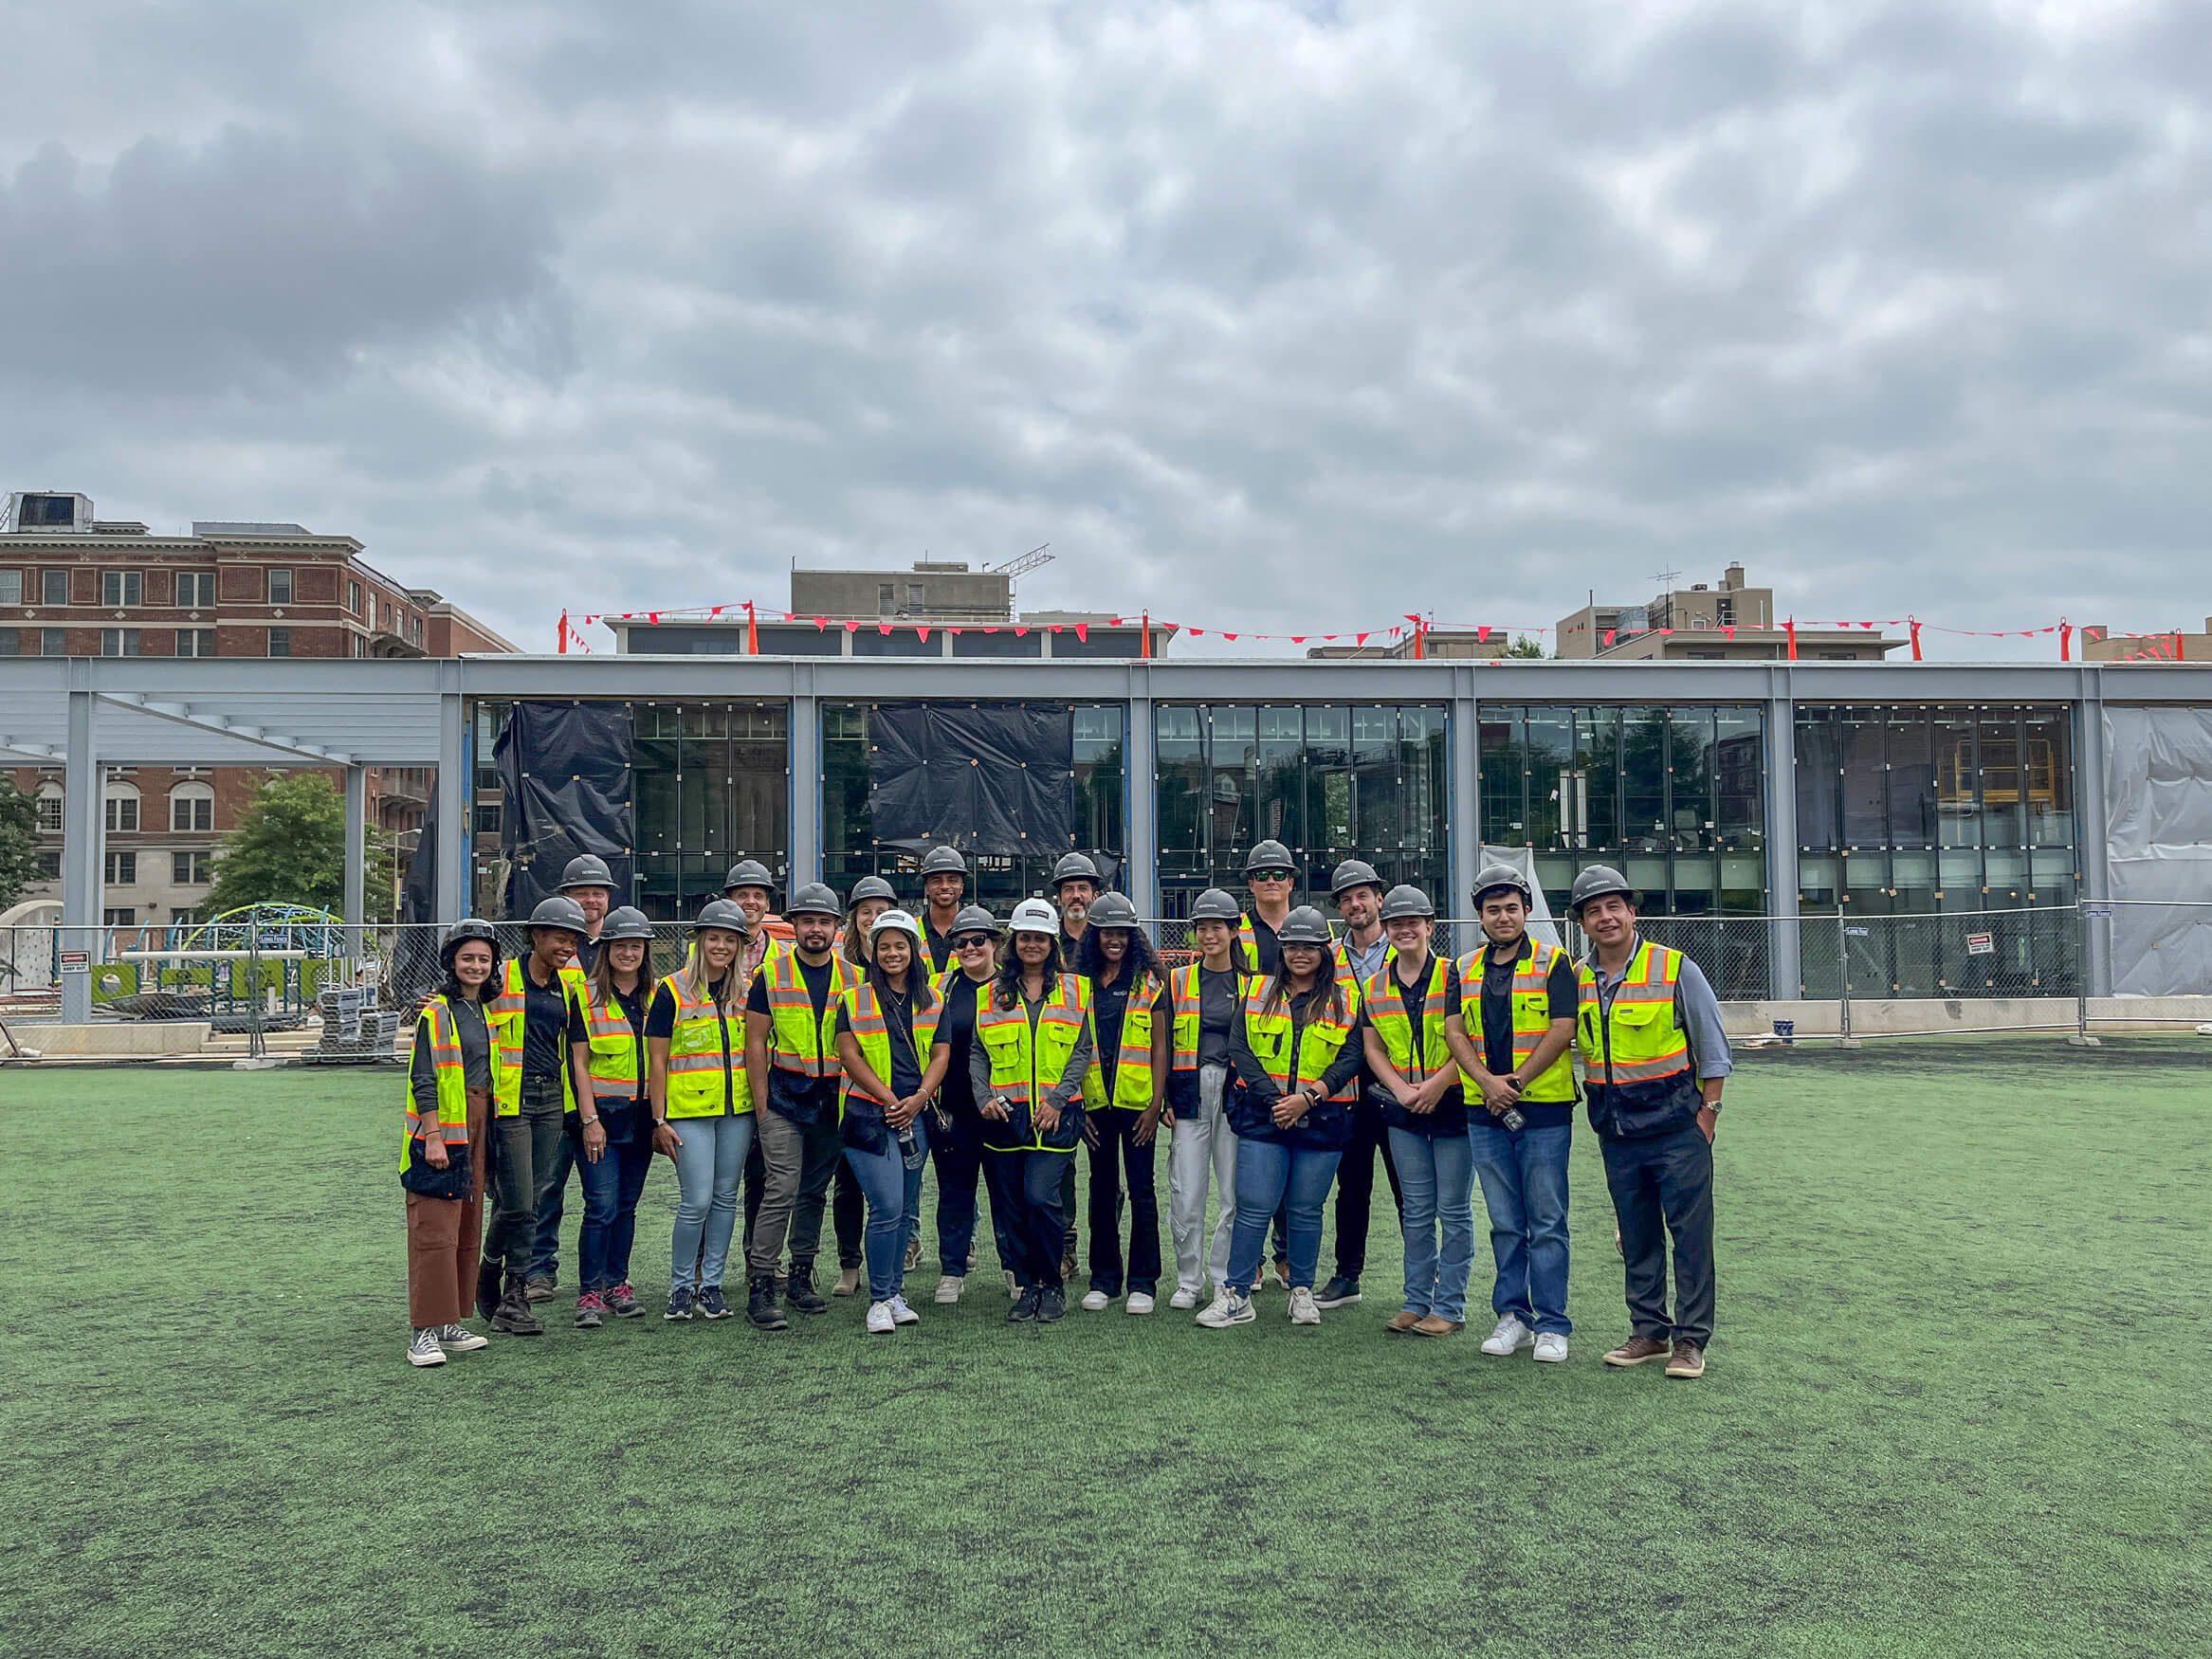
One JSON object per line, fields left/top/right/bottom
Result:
{"left": 669, "top": 1112, "right": 755, "bottom": 1292}
{"left": 1389, "top": 1126, "right": 1475, "bottom": 1322}
{"left": 1469, "top": 1120, "right": 1573, "bottom": 1334}
{"left": 576, "top": 1129, "right": 655, "bottom": 1293}
{"left": 845, "top": 1115, "right": 927, "bottom": 1303}
{"left": 1226, "top": 1139, "right": 1343, "bottom": 1292}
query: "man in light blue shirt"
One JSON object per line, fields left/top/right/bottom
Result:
{"left": 1315, "top": 860, "right": 1402, "bottom": 1308}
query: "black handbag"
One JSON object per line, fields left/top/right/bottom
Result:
{"left": 401, "top": 1138, "right": 472, "bottom": 1201}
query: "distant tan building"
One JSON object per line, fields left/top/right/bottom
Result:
{"left": 1555, "top": 562, "right": 1901, "bottom": 662}
{"left": 790, "top": 559, "right": 1013, "bottom": 625}
{"left": 2081, "top": 620, "right": 2210, "bottom": 664}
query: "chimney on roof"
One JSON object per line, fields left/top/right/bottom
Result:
{"left": 1722, "top": 562, "right": 1746, "bottom": 591}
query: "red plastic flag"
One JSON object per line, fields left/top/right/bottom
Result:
{"left": 1074, "top": 623, "right": 1088, "bottom": 644}
{"left": 1909, "top": 618, "right": 1923, "bottom": 660}
{"left": 2060, "top": 620, "right": 2072, "bottom": 661}
{"left": 915, "top": 626, "right": 930, "bottom": 643}
{"left": 558, "top": 609, "right": 570, "bottom": 653}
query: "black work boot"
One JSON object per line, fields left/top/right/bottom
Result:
{"left": 785, "top": 1263, "right": 828, "bottom": 1315}
{"left": 475, "top": 1260, "right": 503, "bottom": 1323}
{"left": 746, "top": 1273, "right": 789, "bottom": 1330}
{"left": 493, "top": 1272, "right": 545, "bottom": 1336}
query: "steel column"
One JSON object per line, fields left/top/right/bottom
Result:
{"left": 343, "top": 764, "right": 367, "bottom": 949}
{"left": 1763, "top": 679, "right": 1801, "bottom": 998}
{"left": 1124, "top": 670, "right": 1158, "bottom": 920}
{"left": 435, "top": 690, "right": 465, "bottom": 923}
{"left": 60, "top": 685, "right": 99, "bottom": 1023}
{"left": 1451, "top": 666, "right": 1481, "bottom": 939}
{"left": 789, "top": 679, "right": 821, "bottom": 888}
{"left": 2075, "top": 668, "right": 2112, "bottom": 996}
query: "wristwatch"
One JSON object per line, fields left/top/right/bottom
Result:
{"left": 581, "top": 1114, "right": 600, "bottom": 1127}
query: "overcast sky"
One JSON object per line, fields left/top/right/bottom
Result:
{"left": 3, "top": 1, "right": 2204, "bottom": 657}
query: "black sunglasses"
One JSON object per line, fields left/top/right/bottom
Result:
{"left": 1251, "top": 870, "right": 1295, "bottom": 883}
{"left": 954, "top": 934, "right": 994, "bottom": 949}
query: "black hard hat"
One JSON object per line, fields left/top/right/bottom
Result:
{"left": 848, "top": 875, "right": 897, "bottom": 908}
{"left": 1188, "top": 887, "right": 1242, "bottom": 924}
{"left": 1243, "top": 839, "right": 1294, "bottom": 875}
{"left": 597, "top": 905, "right": 654, "bottom": 942}
{"left": 722, "top": 858, "right": 775, "bottom": 894}
{"left": 786, "top": 882, "right": 842, "bottom": 919}
{"left": 952, "top": 903, "right": 998, "bottom": 936}
{"left": 1379, "top": 884, "right": 1436, "bottom": 922}
{"left": 528, "top": 895, "right": 590, "bottom": 937}
{"left": 920, "top": 847, "right": 968, "bottom": 879}
{"left": 1471, "top": 863, "right": 1534, "bottom": 908}
{"left": 440, "top": 919, "right": 501, "bottom": 968}
{"left": 1274, "top": 905, "right": 1334, "bottom": 946}
{"left": 1051, "top": 851, "right": 1103, "bottom": 888}
{"left": 1088, "top": 892, "right": 1140, "bottom": 928}
{"left": 1329, "top": 858, "right": 1384, "bottom": 897}
{"left": 692, "top": 899, "right": 750, "bottom": 936}
{"left": 558, "top": 853, "right": 615, "bottom": 892}
{"left": 1568, "top": 865, "right": 1638, "bottom": 915}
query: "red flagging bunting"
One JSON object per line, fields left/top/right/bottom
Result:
{"left": 1074, "top": 623, "right": 1088, "bottom": 644}
{"left": 844, "top": 620, "right": 859, "bottom": 634}
{"left": 916, "top": 626, "right": 930, "bottom": 644}
{"left": 1355, "top": 631, "right": 1368, "bottom": 646}
{"left": 1602, "top": 629, "right": 1616, "bottom": 647}
{"left": 2060, "top": 620, "right": 2072, "bottom": 662}
{"left": 1723, "top": 626, "right": 1736, "bottom": 641}
{"left": 1014, "top": 627, "right": 1029, "bottom": 637}
{"left": 743, "top": 602, "right": 758, "bottom": 655}
{"left": 1223, "top": 632, "right": 1238, "bottom": 642}
{"left": 558, "top": 609, "right": 569, "bottom": 654}
{"left": 1477, "top": 626, "right": 1490, "bottom": 643}
{"left": 649, "top": 611, "right": 661, "bottom": 626}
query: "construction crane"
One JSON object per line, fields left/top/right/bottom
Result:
{"left": 987, "top": 543, "right": 1054, "bottom": 584}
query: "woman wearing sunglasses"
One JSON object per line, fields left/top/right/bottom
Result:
{"left": 925, "top": 905, "right": 1004, "bottom": 1304}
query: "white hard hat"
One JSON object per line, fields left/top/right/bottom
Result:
{"left": 1009, "top": 899, "right": 1061, "bottom": 936}
{"left": 868, "top": 907, "right": 924, "bottom": 943}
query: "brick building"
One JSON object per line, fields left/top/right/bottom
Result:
{"left": 1, "top": 492, "right": 513, "bottom": 926}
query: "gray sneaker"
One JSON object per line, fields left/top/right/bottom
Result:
{"left": 407, "top": 1328, "right": 447, "bottom": 1368}
{"left": 435, "top": 1324, "right": 488, "bottom": 1353}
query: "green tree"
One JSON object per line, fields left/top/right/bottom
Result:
{"left": 1501, "top": 635, "right": 1548, "bottom": 659}
{"left": 205, "top": 773, "right": 394, "bottom": 919}
{"left": 0, "top": 778, "right": 41, "bottom": 910}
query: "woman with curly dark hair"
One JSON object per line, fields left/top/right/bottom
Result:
{"left": 1073, "top": 894, "right": 1168, "bottom": 1314}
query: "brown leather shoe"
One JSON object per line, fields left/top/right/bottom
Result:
{"left": 1413, "top": 1315, "right": 1464, "bottom": 1338}
{"left": 1604, "top": 1335, "right": 1673, "bottom": 1367}
{"left": 1385, "top": 1309, "right": 1423, "bottom": 1334}
{"left": 1665, "top": 1340, "right": 1707, "bottom": 1378}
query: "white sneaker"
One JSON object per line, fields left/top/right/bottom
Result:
{"left": 1289, "top": 1287, "right": 1321, "bottom": 1326}
{"left": 1168, "top": 1287, "right": 1198, "bottom": 1310}
{"left": 435, "top": 1324, "right": 488, "bottom": 1353}
{"left": 1126, "top": 1292, "right": 1156, "bottom": 1315}
{"left": 935, "top": 1275, "right": 965, "bottom": 1304}
{"left": 407, "top": 1329, "right": 446, "bottom": 1367}
{"left": 1081, "top": 1289, "right": 1112, "bottom": 1313}
{"left": 1481, "top": 1314, "right": 1535, "bottom": 1357}
{"left": 1195, "top": 1288, "right": 1254, "bottom": 1328}
{"left": 1533, "top": 1332, "right": 1569, "bottom": 1363}
{"left": 890, "top": 1294, "right": 921, "bottom": 1325}
{"left": 866, "top": 1300, "right": 897, "bottom": 1335}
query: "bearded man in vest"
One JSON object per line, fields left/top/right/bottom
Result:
{"left": 1569, "top": 866, "right": 1730, "bottom": 1381}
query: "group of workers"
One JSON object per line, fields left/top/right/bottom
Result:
{"left": 401, "top": 839, "right": 1728, "bottom": 1379}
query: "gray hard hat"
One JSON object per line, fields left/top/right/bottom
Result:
{"left": 441, "top": 918, "right": 500, "bottom": 962}
{"left": 1274, "top": 905, "right": 1334, "bottom": 947}
{"left": 692, "top": 898, "right": 751, "bottom": 936}
{"left": 1088, "top": 892, "right": 1140, "bottom": 928}
{"left": 528, "top": 895, "right": 590, "bottom": 937}
{"left": 1051, "top": 851, "right": 1103, "bottom": 888}
{"left": 785, "top": 882, "right": 843, "bottom": 919}
{"left": 1188, "top": 888, "right": 1242, "bottom": 924}
{"left": 1471, "top": 863, "right": 1534, "bottom": 908}
{"left": 848, "top": 875, "right": 897, "bottom": 908}
{"left": 1243, "top": 839, "right": 1294, "bottom": 875}
{"left": 597, "top": 905, "right": 654, "bottom": 942}
{"left": 1379, "top": 884, "right": 1436, "bottom": 922}
{"left": 1329, "top": 858, "right": 1384, "bottom": 897}
{"left": 1568, "top": 865, "right": 1638, "bottom": 915}
{"left": 920, "top": 847, "right": 968, "bottom": 879}
{"left": 558, "top": 853, "right": 615, "bottom": 892}
{"left": 722, "top": 858, "right": 775, "bottom": 894}
{"left": 951, "top": 903, "right": 998, "bottom": 936}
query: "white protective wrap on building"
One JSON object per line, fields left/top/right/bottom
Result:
{"left": 2103, "top": 705, "right": 2212, "bottom": 997}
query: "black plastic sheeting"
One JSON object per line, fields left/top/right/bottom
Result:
{"left": 868, "top": 702, "right": 1075, "bottom": 857}
{"left": 497, "top": 701, "right": 636, "bottom": 915}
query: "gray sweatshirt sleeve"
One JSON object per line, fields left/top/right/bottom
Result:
{"left": 1047, "top": 1012, "right": 1094, "bottom": 1110}
{"left": 1673, "top": 958, "right": 1732, "bottom": 1080}
{"left": 969, "top": 1019, "right": 997, "bottom": 1106}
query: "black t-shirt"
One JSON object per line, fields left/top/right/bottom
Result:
{"left": 645, "top": 975, "right": 730, "bottom": 1039}
{"left": 1246, "top": 912, "right": 1282, "bottom": 976}
{"left": 578, "top": 981, "right": 649, "bottom": 1103}
{"left": 572, "top": 936, "right": 599, "bottom": 975}
{"left": 520, "top": 961, "right": 573, "bottom": 1083}
{"left": 1197, "top": 966, "right": 1241, "bottom": 1066}
{"left": 743, "top": 953, "right": 836, "bottom": 1024}
{"left": 1092, "top": 970, "right": 1132, "bottom": 1090}
{"left": 1478, "top": 941, "right": 1580, "bottom": 1129}
{"left": 832, "top": 983, "right": 926, "bottom": 1100}
{"left": 931, "top": 975, "right": 989, "bottom": 1116}
{"left": 646, "top": 975, "right": 739, "bottom": 1114}
{"left": 923, "top": 920, "right": 959, "bottom": 975}
{"left": 745, "top": 953, "right": 840, "bottom": 1117}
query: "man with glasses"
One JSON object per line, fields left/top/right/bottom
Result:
{"left": 925, "top": 905, "right": 1006, "bottom": 1304}
{"left": 1241, "top": 839, "right": 1298, "bottom": 1285}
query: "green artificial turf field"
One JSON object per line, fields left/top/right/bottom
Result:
{"left": 2, "top": 1038, "right": 2207, "bottom": 1657}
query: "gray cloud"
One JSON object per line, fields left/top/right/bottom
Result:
{"left": 1, "top": 0, "right": 2206, "bottom": 650}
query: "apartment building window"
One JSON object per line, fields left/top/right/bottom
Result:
{"left": 101, "top": 571, "right": 143, "bottom": 606}
{"left": 408, "top": 613, "right": 423, "bottom": 646}
{"left": 42, "top": 570, "right": 69, "bottom": 605}
{"left": 347, "top": 578, "right": 362, "bottom": 614}
{"left": 103, "top": 907, "right": 137, "bottom": 926}
{"left": 173, "top": 851, "right": 211, "bottom": 884}
{"left": 171, "top": 908, "right": 199, "bottom": 928}
{"left": 352, "top": 633, "right": 365, "bottom": 658}
{"left": 177, "top": 571, "right": 215, "bottom": 608}
{"left": 36, "top": 789, "right": 63, "bottom": 831}
{"left": 0, "top": 570, "right": 19, "bottom": 603}
{"left": 171, "top": 783, "right": 215, "bottom": 831}
{"left": 41, "top": 628, "right": 65, "bottom": 656}
{"left": 267, "top": 569, "right": 293, "bottom": 605}
{"left": 0, "top": 629, "right": 15, "bottom": 656}
{"left": 36, "top": 849, "right": 61, "bottom": 881}
{"left": 878, "top": 583, "right": 895, "bottom": 615}
{"left": 101, "top": 628, "right": 141, "bottom": 657}
{"left": 906, "top": 583, "right": 924, "bottom": 610}
{"left": 267, "top": 627, "right": 290, "bottom": 658}
{"left": 106, "top": 790, "right": 140, "bottom": 832}
{"left": 176, "top": 629, "right": 216, "bottom": 658}
{"left": 104, "top": 850, "right": 137, "bottom": 884}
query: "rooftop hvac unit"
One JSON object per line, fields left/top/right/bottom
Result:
{"left": 4, "top": 492, "right": 94, "bottom": 532}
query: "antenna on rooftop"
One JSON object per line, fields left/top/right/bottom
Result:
{"left": 986, "top": 543, "right": 1054, "bottom": 584}
{"left": 1649, "top": 566, "right": 1682, "bottom": 592}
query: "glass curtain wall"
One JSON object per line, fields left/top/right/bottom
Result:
{"left": 632, "top": 702, "right": 791, "bottom": 920}
{"left": 823, "top": 702, "right": 1124, "bottom": 914}
{"left": 1154, "top": 703, "right": 1449, "bottom": 917}
{"left": 1793, "top": 703, "right": 2078, "bottom": 994}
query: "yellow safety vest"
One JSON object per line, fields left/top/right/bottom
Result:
{"left": 1455, "top": 938, "right": 1576, "bottom": 1103}
{"left": 403, "top": 995, "right": 503, "bottom": 1168}
{"left": 838, "top": 979, "right": 942, "bottom": 1121}
{"left": 1576, "top": 939, "right": 1691, "bottom": 1087}
{"left": 660, "top": 974, "right": 751, "bottom": 1120}
{"left": 1362, "top": 951, "right": 1455, "bottom": 1080}
{"left": 977, "top": 973, "right": 1094, "bottom": 1151}
{"left": 763, "top": 949, "right": 850, "bottom": 1077}
{"left": 1081, "top": 969, "right": 1163, "bottom": 1111}
{"left": 579, "top": 980, "right": 651, "bottom": 1107}
{"left": 1241, "top": 979, "right": 1362, "bottom": 1103}
{"left": 487, "top": 957, "right": 587, "bottom": 1117}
